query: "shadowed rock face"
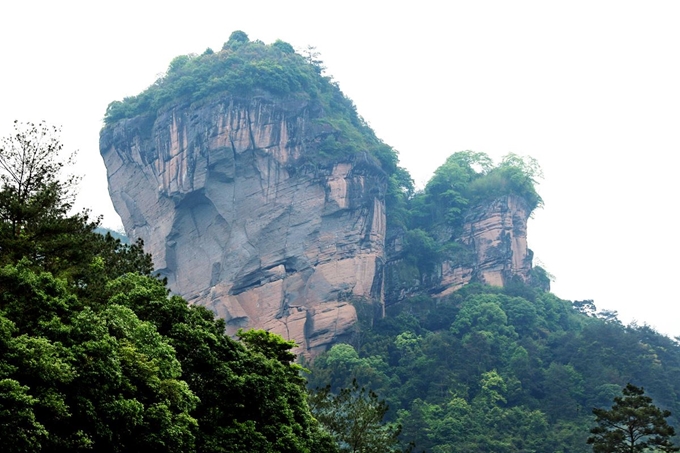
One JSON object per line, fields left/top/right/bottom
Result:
{"left": 100, "top": 96, "right": 386, "bottom": 356}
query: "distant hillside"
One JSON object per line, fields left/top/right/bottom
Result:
{"left": 94, "top": 227, "right": 129, "bottom": 244}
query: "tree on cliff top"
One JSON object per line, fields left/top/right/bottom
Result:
{"left": 224, "top": 30, "right": 249, "bottom": 47}
{"left": 102, "top": 32, "right": 404, "bottom": 177}
{"left": 587, "top": 383, "right": 678, "bottom": 452}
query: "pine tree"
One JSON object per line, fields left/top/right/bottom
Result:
{"left": 587, "top": 383, "right": 679, "bottom": 452}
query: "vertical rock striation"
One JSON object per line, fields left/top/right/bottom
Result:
{"left": 100, "top": 96, "right": 386, "bottom": 355}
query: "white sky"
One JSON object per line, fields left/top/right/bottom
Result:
{"left": 1, "top": 1, "right": 679, "bottom": 337}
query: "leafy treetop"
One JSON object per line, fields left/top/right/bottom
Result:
{"left": 409, "top": 150, "right": 543, "bottom": 231}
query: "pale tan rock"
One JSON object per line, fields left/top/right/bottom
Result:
{"left": 100, "top": 96, "right": 386, "bottom": 357}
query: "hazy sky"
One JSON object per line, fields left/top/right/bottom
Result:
{"left": 1, "top": 1, "right": 679, "bottom": 337}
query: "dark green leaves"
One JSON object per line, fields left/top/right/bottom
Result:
{"left": 310, "top": 380, "right": 403, "bottom": 453}
{"left": 588, "top": 383, "right": 679, "bottom": 453}
{"left": 0, "top": 122, "right": 336, "bottom": 452}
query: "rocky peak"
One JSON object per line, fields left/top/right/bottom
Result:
{"left": 100, "top": 39, "right": 543, "bottom": 357}
{"left": 385, "top": 194, "right": 537, "bottom": 303}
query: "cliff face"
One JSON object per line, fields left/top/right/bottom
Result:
{"left": 100, "top": 96, "right": 386, "bottom": 355}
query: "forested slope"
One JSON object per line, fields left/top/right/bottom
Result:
{"left": 307, "top": 261, "right": 680, "bottom": 452}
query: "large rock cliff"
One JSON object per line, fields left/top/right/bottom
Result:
{"left": 100, "top": 96, "right": 386, "bottom": 355}
{"left": 100, "top": 38, "right": 542, "bottom": 356}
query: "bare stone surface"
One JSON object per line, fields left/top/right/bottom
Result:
{"left": 100, "top": 96, "right": 386, "bottom": 356}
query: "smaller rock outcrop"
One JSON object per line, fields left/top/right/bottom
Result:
{"left": 385, "top": 195, "right": 536, "bottom": 302}
{"left": 435, "top": 195, "right": 533, "bottom": 296}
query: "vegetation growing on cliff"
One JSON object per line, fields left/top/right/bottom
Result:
{"left": 402, "top": 150, "right": 542, "bottom": 231}
{"left": 103, "top": 31, "right": 401, "bottom": 175}
{"left": 386, "top": 150, "right": 543, "bottom": 285}
{"left": 104, "top": 31, "right": 321, "bottom": 122}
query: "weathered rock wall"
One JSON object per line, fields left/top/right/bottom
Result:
{"left": 100, "top": 96, "right": 386, "bottom": 356}
{"left": 435, "top": 195, "right": 533, "bottom": 296}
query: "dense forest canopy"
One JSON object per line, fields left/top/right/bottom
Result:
{"left": 308, "top": 283, "right": 680, "bottom": 452}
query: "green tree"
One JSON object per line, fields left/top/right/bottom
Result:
{"left": 0, "top": 121, "right": 96, "bottom": 272}
{"left": 402, "top": 229, "right": 440, "bottom": 280}
{"left": 0, "top": 123, "right": 338, "bottom": 452}
{"left": 587, "top": 383, "right": 678, "bottom": 452}
{"left": 225, "top": 30, "right": 249, "bottom": 46}
{"left": 310, "top": 380, "right": 406, "bottom": 453}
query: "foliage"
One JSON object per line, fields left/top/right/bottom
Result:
{"left": 104, "top": 31, "right": 323, "bottom": 123}
{"left": 410, "top": 151, "right": 542, "bottom": 232}
{"left": 310, "top": 379, "right": 406, "bottom": 453}
{"left": 308, "top": 282, "right": 680, "bottom": 452}
{"left": 389, "top": 150, "right": 543, "bottom": 282}
{"left": 588, "top": 383, "right": 678, "bottom": 452}
{"left": 402, "top": 229, "right": 440, "bottom": 280}
{"left": 103, "top": 31, "right": 404, "bottom": 186}
{"left": 0, "top": 121, "right": 91, "bottom": 271}
{"left": 0, "top": 122, "right": 336, "bottom": 452}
